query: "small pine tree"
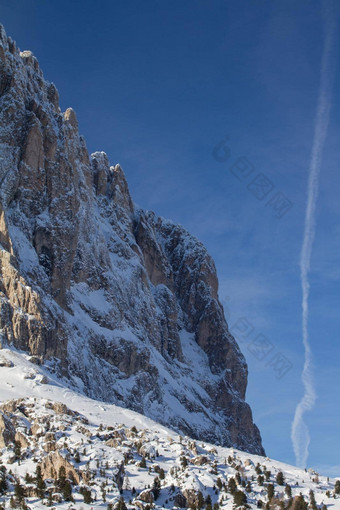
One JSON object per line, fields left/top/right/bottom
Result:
{"left": 47, "top": 490, "right": 53, "bottom": 507}
{"left": 140, "top": 456, "right": 147, "bottom": 468}
{"left": 181, "top": 456, "right": 188, "bottom": 468}
{"left": 197, "top": 490, "right": 205, "bottom": 510}
{"left": 14, "top": 478, "right": 25, "bottom": 504}
{"left": 62, "top": 479, "right": 73, "bottom": 502}
{"left": 267, "top": 484, "right": 274, "bottom": 501}
{"left": 80, "top": 486, "right": 92, "bottom": 504}
{"left": 117, "top": 497, "right": 127, "bottom": 510}
{"left": 285, "top": 484, "right": 292, "bottom": 498}
{"left": 233, "top": 490, "right": 247, "bottom": 507}
{"left": 292, "top": 494, "right": 307, "bottom": 510}
{"left": 35, "top": 465, "right": 46, "bottom": 499}
{"left": 276, "top": 472, "right": 285, "bottom": 486}
{"left": 236, "top": 472, "right": 242, "bottom": 485}
{"left": 228, "top": 477, "right": 237, "bottom": 494}
{"left": 309, "top": 490, "right": 317, "bottom": 510}
{"left": 74, "top": 451, "right": 80, "bottom": 463}
{"left": 335, "top": 481, "right": 340, "bottom": 495}
{"left": 246, "top": 481, "right": 251, "bottom": 493}
{"left": 0, "top": 466, "right": 8, "bottom": 495}
{"left": 13, "top": 441, "right": 21, "bottom": 462}
{"left": 258, "top": 475, "right": 264, "bottom": 486}
{"left": 152, "top": 476, "right": 161, "bottom": 500}
{"left": 265, "top": 470, "right": 271, "bottom": 482}
{"left": 58, "top": 465, "right": 66, "bottom": 482}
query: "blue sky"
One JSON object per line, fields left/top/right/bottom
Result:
{"left": 1, "top": 0, "right": 339, "bottom": 475}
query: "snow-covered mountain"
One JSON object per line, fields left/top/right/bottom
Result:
{"left": 0, "top": 23, "right": 263, "bottom": 454}
{"left": 0, "top": 349, "right": 339, "bottom": 510}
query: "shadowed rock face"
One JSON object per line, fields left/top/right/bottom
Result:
{"left": 0, "top": 24, "right": 264, "bottom": 455}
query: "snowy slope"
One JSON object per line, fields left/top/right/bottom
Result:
{"left": 0, "top": 349, "right": 339, "bottom": 510}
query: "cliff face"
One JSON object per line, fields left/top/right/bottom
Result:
{"left": 0, "top": 25, "right": 264, "bottom": 455}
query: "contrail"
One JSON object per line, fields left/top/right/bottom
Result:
{"left": 291, "top": 2, "right": 337, "bottom": 469}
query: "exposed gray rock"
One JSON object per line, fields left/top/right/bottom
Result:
{"left": 0, "top": 24, "right": 264, "bottom": 455}
{"left": 0, "top": 411, "right": 15, "bottom": 447}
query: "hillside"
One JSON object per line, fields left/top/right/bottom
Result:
{"left": 0, "top": 349, "right": 339, "bottom": 510}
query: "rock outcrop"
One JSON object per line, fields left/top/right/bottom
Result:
{"left": 0, "top": 24, "right": 264, "bottom": 454}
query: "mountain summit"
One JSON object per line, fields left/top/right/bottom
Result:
{"left": 0, "top": 24, "right": 263, "bottom": 455}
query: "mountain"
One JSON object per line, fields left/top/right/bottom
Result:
{"left": 0, "top": 24, "right": 263, "bottom": 455}
{"left": 0, "top": 349, "right": 338, "bottom": 510}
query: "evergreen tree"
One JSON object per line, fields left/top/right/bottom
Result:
{"left": 57, "top": 466, "right": 73, "bottom": 502}
{"left": 309, "top": 490, "right": 317, "bottom": 510}
{"left": 58, "top": 465, "right": 66, "bottom": 483}
{"left": 47, "top": 490, "right": 53, "bottom": 507}
{"left": 14, "top": 478, "right": 25, "bottom": 504}
{"left": 181, "top": 456, "right": 188, "bottom": 468}
{"left": 35, "top": 465, "right": 46, "bottom": 499}
{"left": 80, "top": 486, "right": 92, "bottom": 504}
{"left": 335, "top": 481, "right": 340, "bottom": 495}
{"left": 24, "top": 473, "right": 34, "bottom": 484}
{"left": 285, "top": 484, "right": 292, "bottom": 498}
{"left": 140, "top": 456, "right": 147, "bottom": 468}
{"left": 246, "top": 482, "right": 251, "bottom": 493}
{"left": 152, "top": 476, "right": 161, "bottom": 500}
{"left": 13, "top": 441, "right": 21, "bottom": 462}
{"left": 292, "top": 495, "right": 307, "bottom": 510}
{"left": 265, "top": 471, "right": 271, "bottom": 482}
{"left": 233, "top": 490, "right": 247, "bottom": 507}
{"left": 0, "top": 466, "right": 8, "bottom": 495}
{"left": 62, "top": 480, "right": 73, "bottom": 502}
{"left": 267, "top": 484, "right": 274, "bottom": 501}
{"left": 276, "top": 472, "right": 285, "bottom": 486}
{"left": 258, "top": 475, "right": 264, "bottom": 486}
{"left": 228, "top": 477, "right": 237, "bottom": 494}
{"left": 117, "top": 496, "right": 127, "bottom": 510}
{"left": 197, "top": 491, "right": 205, "bottom": 510}
{"left": 236, "top": 472, "right": 242, "bottom": 485}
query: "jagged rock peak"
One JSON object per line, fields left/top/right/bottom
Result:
{"left": 0, "top": 24, "right": 264, "bottom": 455}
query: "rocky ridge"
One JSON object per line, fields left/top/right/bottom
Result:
{"left": 0, "top": 24, "right": 263, "bottom": 454}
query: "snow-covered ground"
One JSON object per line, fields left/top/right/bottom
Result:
{"left": 0, "top": 348, "right": 339, "bottom": 509}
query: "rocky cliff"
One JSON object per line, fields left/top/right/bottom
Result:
{"left": 0, "top": 24, "right": 264, "bottom": 455}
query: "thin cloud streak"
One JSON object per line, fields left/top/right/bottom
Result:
{"left": 291, "top": 2, "right": 337, "bottom": 468}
